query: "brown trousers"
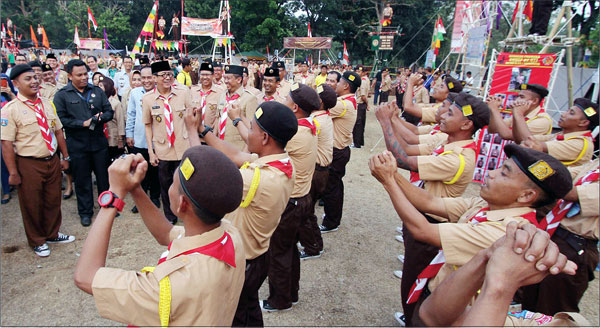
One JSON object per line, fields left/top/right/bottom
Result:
{"left": 16, "top": 155, "right": 62, "bottom": 247}
{"left": 232, "top": 252, "right": 268, "bottom": 327}
{"left": 267, "top": 194, "right": 311, "bottom": 309}
{"left": 322, "top": 146, "right": 351, "bottom": 229}
{"left": 298, "top": 165, "right": 328, "bottom": 255}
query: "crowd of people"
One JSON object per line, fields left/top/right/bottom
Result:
{"left": 0, "top": 48, "right": 598, "bottom": 327}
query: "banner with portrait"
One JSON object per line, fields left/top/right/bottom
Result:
{"left": 79, "top": 38, "right": 104, "bottom": 50}
{"left": 181, "top": 17, "right": 222, "bottom": 37}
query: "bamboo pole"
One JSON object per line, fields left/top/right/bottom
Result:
{"left": 565, "top": 2, "right": 574, "bottom": 107}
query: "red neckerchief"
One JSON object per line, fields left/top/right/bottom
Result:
{"left": 267, "top": 158, "right": 293, "bottom": 178}
{"left": 342, "top": 94, "right": 357, "bottom": 110}
{"left": 157, "top": 231, "right": 236, "bottom": 267}
{"left": 556, "top": 131, "right": 593, "bottom": 141}
{"left": 298, "top": 117, "right": 316, "bottom": 135}
{"left": 524, "top": 108, "right": 545, "bottom": 122}
{"left": 429, "top": 124, "right": 441, "bottom": 135}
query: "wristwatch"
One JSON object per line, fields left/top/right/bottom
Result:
{"left": 199, "top": 125, "right": 213, "bottom": 138}
{"left": 98, "top": 191, "right": 125, "bottom": 212}
{"left": 232, "top": 118, "right": 242, "bottom": 127}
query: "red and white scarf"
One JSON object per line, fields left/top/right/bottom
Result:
{"left": 267, "top": 158, "right": 293, "bottom": 178}
{"left": 198, "top": 89, "right": 213, "bottom": 124}
{"left": 219, "top": 93, "right": 240, "bottom": 140}
{"left": 158, "top": 93, "right": 175, "bottom": 147}
{"left": 298, "top": 117, "right": 317, "bottom": 135}
{"left": 22, "top": 98, "right": 55, "bottom": 154}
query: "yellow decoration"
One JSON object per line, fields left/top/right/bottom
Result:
{"left": 528, "top": 160, "right": 555, "bottom": 181}
{"left": 438, "top": 151, "right": 466, "bottom": 184}
{"left": 447, "top": 82, "right": 454, "bottom": 89}
{"left": 255, "top": 107, "right": 263, "bottom": 119}
{"left": 239, "top": 162, "right": 260, "bottom": 208}
{"left": 462, "top": 105, "right": 473, "bottom": 116}
{"left": 584, "top": 107, "right": 596, "bottom": 117}
{"left": 521, "top": 84, "right": 527, "bottom": 90}
{"left": 316, "top": 85, "right": 324, "bottom": 93}
{"left": 560, "top": 137, "right": 589, "bottom": 166}
{"left": 180, "top": 158, "right": 195, "bottom": 181}
{"left": 348, "top": 74, "right": 355, "bottom": 81}
{"left": 141, "top": 266, "right": 171, "bottom": 327}
{"left": 291, "top": 83, "right": 299, "bottom": 91}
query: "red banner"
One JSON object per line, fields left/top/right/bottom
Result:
{"left": 473, "top": 52, "right": 557, "bottom": 183}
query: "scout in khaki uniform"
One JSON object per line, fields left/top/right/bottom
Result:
{"left": 352, "top": 65, "right": 370, "bottom": 148}
{"left": 1, "top": 64, "right": 74, "bottom": 257}
{"left": 369, "top": 144, "right": 573, "bottom": 326}
{"left": 487, "top": 83, "right": 553, "bottom": 140}
{"left": 39, "top": 63, "right": 60, "bottom": 101}
{"left": 420, "top": 222, "right": 584, "bottom": 326}
{"left": 378, "top": 67, "right": 392, "bottom": 104}
{"left": 403, "top": 74, "right": 463, "bottom": 124}
{"left": 190, "top": 62, "right": 222, "bottom": 131}
{"left": 143, "top": 61, "right": 193, "bottom": 224}
{"left": 299, "top": 84, "right": 336, "bottom": 259}
{"left": 320, "top": 71, "right": 361, "bottom": 233}
{"left": 74, "top": 148, "right": 246, "bottom": 327}
{"left": 259, "top": 67, "right": 284, "bottom": 104}
{"left": 294, "top": 61, "right": 316, "bottom": 89}
{"left": 514, "top": 97, "right": 598, "bottom": 167}
{"left": 273, "top": 61, "right": 292, "bottom": 97}
{"left": 262, "top": 83, "right": 319, "bottom": 312}
{"left": 242, "top": 66, "right": 262, "bottom": 102}
{"left": 186, "top": 101, "right": 298, "bottom": 327}
{"left": 212, "top": 61, "right": 225, "bottom": 89}
{"left": 519, "top": 158, "right": 599, "bottom": 315}
{"left": 215, "top": 65, "right": 259, "bottom": 150}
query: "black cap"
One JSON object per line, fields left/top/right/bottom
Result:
{"left": 140, "top": 56, "right": 150, "bottom": 65}
{"left": 151, "top": 61, "right": 170, "bottom": 74}
{"left": 520, "top": 83, "right": 549, "bottom": 99}
{"left": 453, "top": 92, "right": 490, "bottom": 132}
{"left": 342, "top": 71, "right": 361, "bottom": 89}
{"left": 298, "top": 60, "right": 308, "bottom": 65}
{"left": 272, "top": 61, "right": 285, "bottom": 70}
{"left": 9, "top": 64, "right": 33, "bottom": 80}
{"left": 355, "top": 65, "right": 364, "bottom": 72}
{"left": 41, "top": 63, "right": 53, "bottom": 72}
{"left": 264, "top": 67, "right": 279, "bottom": 78}
{"left": 254, "top": 101, "right": 298, "bottom": 145}
{"left": 241, "top": 58, "right": 248, "bottom": 63}
{"left": 316, "top": 84, "right": 337, "bottom": 110}
{"left": 289, "top": 83, "right": 321, "bottom": 114}
{"left": 199, "top": 62, "right": 214, "bottom": 73}
{"left": 504, "top": 144, "right": 572, "bottom": 200}
{"left": 28, "top": 61, "right": 42, "bottom": 68}
{"left": 242, "top": 66, "right": 249, "bottom": 75}
{"left": 224, "top": 64, "right": 244, "bottom": 76}
{"left": 444, "top": 76, "right": 463, "bottom": 93}
{"left": 446, "top": 92, "right": 458, "bottom": 103}
{"left": 212, "top": 61, "right": 222, "bottom": 67}
{"left": 178, "top": 146, "right": 243, "bottom": 224}
{"left": 574, "top": 97, "right": 599, "bottom": 130}
{"left": 46, "top": 53, "right": 56, "bottom": 60}
{"left": 382, "top": 67, "right": 390, "bottom": 72}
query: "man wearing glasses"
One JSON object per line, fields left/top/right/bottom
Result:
{"left": 143, "top": 61, "right": 193, "bottom": 224}
{"left": 190, "top": 62, "right": 223, "bottom": 131}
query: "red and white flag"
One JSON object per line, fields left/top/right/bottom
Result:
{"left": 343, "top": 41, "right": 349, "bottom": 65}
{"left": 88, "top": 7, "right": 98, "bottom": 31}
{"left": 307, "top": 22, "right": 312, "bottom": 37}
{"left": 74, "top": 26, "right": 81, "bottom": 48}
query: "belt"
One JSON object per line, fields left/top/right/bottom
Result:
{"left": 17, "top": 154, "right": 56, "bottom": 161}
{"left": 315, "top": 164, "right": 329, "bottom": 171}
{"left": 555, "top": 226, "right": 597, "bottom": 256}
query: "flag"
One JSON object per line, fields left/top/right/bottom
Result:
{"left": 88, "top": 7, "right": 98, "bottom": 31}
{"left": 342, "top": 41, "right": 349, "bottom": 65}
{"left": 41, "top": 26, "right": 50, "bottom": 48}
{"left": 431, "top": 16, "right": 446, "bottom": 56}
{"left": 141, "top": 1, "right": 159, "bottom": 37}
{"left": 156, "top": 30, "right": 165, "bottom": 39}
{"left": 30, "top": 25, "right": 39, "bottom": 47}
{"left": 103, "top": 28, "right": 109, "bottom": 49}
{"left": 132, "top": 36, "right": 142, "bottom": 54}
{"left": 512, "top": 0, "right": 533, "bottom": 23}
{"left": 74, "top": 26, "right": 81, "bottom": 48}
{"left": 308, "top": 23, "right": 312, "bottom": 37}
{"left": 266, "top": 45, "right": 270, "bottom": 58}
{"left": 1, "top": 24, "right": 5, "bottom": 39}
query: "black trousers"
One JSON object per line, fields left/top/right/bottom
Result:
{"left": 232, "top": 252, "right": 269, "bottom": 327}
{"left": 530, "top": 0, "right": 553, "bottom": 35}
{"left": 352, "top": 103, "right": 367, "bottom": 147}
{"left": 107, "top": 146, "right": 125, "bottom": 163}
{"left": 322, "top": 146, "right": 351, "bottom": 229}
{"left": 132, "top": 147, "right": 160, "bottom": 201}
{"left": 71, "top": 148, "right": 109, "bottom": 217}
{"left": 299, "top": 165, "right": 328, "bottom": 255}
{"left": 158, "top": 160, "right": 180, "bottom": 223}
{"left": 379, "top": 90, "right": 389, "bottom": 104}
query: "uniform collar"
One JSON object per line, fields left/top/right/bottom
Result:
{"left": 166, "top": 224, "right": 226, "bottom": 261}
{"left": 525, "top": 106, "right": 543, "bottom": 120}
{"left": 485, "top": 206, "right": 535, "bottom": 222}
{"left": 444, "top": 139, "right": 476, "bottom": 149}
{"left": 152, "top": 86, "right": 179, "bottom": 99}
{"left": 16, "top": 92, "right": 39, "bottom": 103}
{"left": 66, "top": 81, "right": 93, "bottom": 93}
{"left": 560, "top": 130, "right": 592, "bottom": 138}
{"left": 253, "top": 152, "right": 289, "bottom": 166}
{"left": 228, "top": 86, "right": 244, "bottom": 97}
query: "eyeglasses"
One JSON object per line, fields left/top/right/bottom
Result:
{"left": 156, "top": 72, "right": 174, "bottom": 79}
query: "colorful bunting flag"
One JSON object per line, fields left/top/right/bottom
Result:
{"left": 141, "top": 1, "right": 158, "bottom": 36}
{"left": 431, "top": 16, "right": 446, "bottom": 56}
{"left": 41, "top": 25, "right": 50, "bottom": 48}
{"left": 30, "top": 25, "right": 39, "bottom": 47}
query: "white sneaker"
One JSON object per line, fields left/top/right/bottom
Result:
{"left": 33, "top": 243, "right": 50, "bottom": 257}
{"left": 394, "top": 312, "right": 407, "bottom": 326}
{"left": 297, "top": 242, "right": 304, "bottom": 250}
{"left": 395, "top": 235, "right": 404, "bottom": 243}
{"left": 393, "top": 270, "right": 403, "bottom": 279}
{"left": 397, "top": 254, "right": 405, "bottom": 263}
{"left": 396, "top": 226, "right": 403, "bottom": 234}
{"left": 47, "top": 232, "right": 75, "bottom": 244}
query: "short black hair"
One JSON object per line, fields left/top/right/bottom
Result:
{"left": 181, "top": 58, "right": 191, "bottom": 67}
{"left": 344, "top": 79, "right": 358, "bottom": 93}
{"left": 66, "top": 59, "right": 89, "bottom": 74}
{"left": 87, "top": 55, "right": 97, "bottom": 62}
{"left": 328, "top": 71, "right": 341, "bottom": 82}
{"left": 321, "top": 65, "right": 328, "bottom": 69}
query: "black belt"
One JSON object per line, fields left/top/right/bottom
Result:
{"left": 315, "top": 164, "right": 328, "bottom": 171}
{"left": 555, "top": 226, "right": 597, "bottom": 256}
{"left": 17, "top": 154, "right": 56, "bottom": 161}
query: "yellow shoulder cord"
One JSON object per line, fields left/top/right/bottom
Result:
{"left": 338, "top": 100, "right": 348, "bottom": 118}
{"left": 560, "top": 137, "right": 589, "bottom": 166}
{"left": 240, "top": 162, "right": 260, "bottom": 208}
{"left": 526, "top": 115, "right": 553, "bottom": 135}
{"left": 141, "top": 266, "right": 171, "bottom": 328}
{"left": 313, "top": 117, "right": 321, "bottom": 135}
{"left": 439, "top": 151, "right": 466, "bottom": 185}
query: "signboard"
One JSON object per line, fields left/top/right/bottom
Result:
{"left": 79, "top": 38, "right": 104, "bottom": 50}
{"left": 473, "top": 52, "right": 557, "bottom": 183}
{"left": 181, "top": 17, "right": 222, "bottom": 37}
{"left": 451, "top": 0, "right": 483, "bottom": 53}
{"left": 283, "top": 37, "right": 332, "bottom": 49}
{"left": 379, "top": 35, "right": 394, "bottom": 50}
{"left": 424, "top": 49, "right": 435, "bottom": 68}
{"left": 371, "top": 35, "right": 380, "bottom": 50}
{"left": 464, "top": 25, "right": 487, "bottom": 65}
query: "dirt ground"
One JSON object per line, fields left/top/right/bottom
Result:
{"left": 1, "top": 96, "right": 598, "bottom": 326}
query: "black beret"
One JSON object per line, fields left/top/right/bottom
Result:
{"left": 453, "top": 92, "right": 490, "bottom": 132}
{"left": 241, "top": 58, "right": 248, "bottom": 63}
{"left": 151, "top": 60, "right": 170, "bottom": 74}
{"left": 504, "top": 144, "right": 572, "bottom": 200}
{"left": 342, "top": 71, "right": 361, "bottom": 89}
{"left": 41, "top": 63, "right": 53, "bottom": 72}
{"left": 355, "top": 65, "right": 364, "bottom": 72}
{"left": 316, "top": 84, "right": 337, "bottom": 110}
{"left": 264, "top": 67, "right": 279, "bottom": 77}
{"left": 140, "top": 56, "right": 150, "bottom": 65}
{"left": 520, "top": 83, "right": 548, "bottom": 98}
{"left": 46, "top": 53, "right": 57, "bottom": 60}
{"left": 573, "top": 97, "right": 598, "bottom": 119}
{"left": 178, "top": 146, "right": 243, "bottom": 223}
{"left": 9, "top": 64, "right": 33, "bottom": 80}
{"left": 254, "top": 101, "right": 298, "bottom": 145}
{"left": 299, "top": 60, "right": 308, "bottom": 65}
{"left": 199, "top": 62, "right": 214, "bottom": 73}
{"left": 289, "top": 83, "right": 321, "bottom": 114}
{"left": 28, "top": 61, "right": 42, "bottom": 68}
{"left": 242, "top": 66, "right": 249, "bottom": 75}
{"left": 224, "top": 64, "right": 244, "bottom": 76}
{"left": 272, "top": 61, "right": 285, "bottom": 69}
{"left": 212, "top": 61, "right": 223, "bottom": 67}
{"left": 382, "top": 67, "right": 389, "bottom": 72}
{"left": 446, "top": 92, "right": 459, "bottom": 103}
{"left": 444, "top": 76, "right": 463, "bottom": 93}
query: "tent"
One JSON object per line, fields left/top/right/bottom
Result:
{"left": 238, "top": 50, "right": 266, "bottom": 60}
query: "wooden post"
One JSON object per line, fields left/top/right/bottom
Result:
{"left": 539, "top": 5, "right": 567, "bottom": 53}
{"left": 88, "top": 19, "right": 91, "bottom": 39}
{"left": 565, "top": 2, "right": 574, "bottom": 107}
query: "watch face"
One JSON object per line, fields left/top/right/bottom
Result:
{"left": 100, "top": 192, "right": 113, "bottom": 205}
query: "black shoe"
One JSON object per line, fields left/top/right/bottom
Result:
{"left": 318, "top": 199, "right": 324, "bottom": 207}
{"left": 169, "top": 218, "right": 177, "bottom": 225}
{"left": 151, "top": 198, "right": 161, "bottom": 208}
{"left": 260, "top": 300, "right": 291, "bottom": 312}
{"left": 81, "top": 216, "right": 92, "bottom": 227}
{"left": 62, "top": 191, "right": 73, "bottom": 200}
{"left": 131, "top": 206, "right": 138, "bottom": 213}
{"left": 319, "top": 224, "right": 338, "bottom": 234}
{"left": 1, "top": 194, "right": 11, "bottom": 204}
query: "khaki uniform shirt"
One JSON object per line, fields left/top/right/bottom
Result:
{"left": 57, "top": 70, "right": 69, "bottom": 85}
{"left": 245, "top": 85, "right": 262, "bottom": 104}
{"left": 503, "top": 106, "right": 553, "bottom": 135}
{"left": 39, "top": 82, "right": 59, "bottom": 101}
{"left": 226, "top": 153, "right": 295, "bottom": 259}
{"left": 278, "top": 79, "right": 292, "bottom": 98}
{"left": 312, "top": 110, "right": 334, "bottom": 167}
{"left": 504, "top": 311, "right": 588, "bottom": 327}
{"left": 92, "top": 221, "right": 245, "bottom": 326}
{"left": 420, "top": 103, "right": 441, "bottom": 123}
{"left": 190, "top": 84, "right": 222, "bottom": 130}
{"left": 106, "top": 96, "right": 125, "bottom": 147}
{"left": 380, "top": 75, "right": 392, "bottom": 92}
{"left": 356, "top": 76, "right": 370, "bottom": 104}
{"left": 216, "top": 87, "right": 258, "bottom": 150}
{"left": 142, "top": 86, "right": 192, "bottom": 161}
{"left": 560, "top": 159, "right": 599, "bottom": 239}
{"left": 330, "top": 95, "right": 357, "bottom": 149}
{"left": 417, "top": 124, "right": 448, "bottom": 144}
{"left": 287, "top": 124, "right": 317, "bottom": 198}
{"left": 1, "top": 94, "right": 62, "bottom": 158}
{"left": 430, "top": 197, "right": 536, "bottom": 291}
{"left": 534, "top": 130, "right": 594, "bottom": 167}
{"left": 294, "top": 73, "right": 316, "bottom": 89}
{"left": 258, "top": 91, "right": 285, "bottom": 106}
{"left": 414, "top": 86, "right": 430, "bottom": 104}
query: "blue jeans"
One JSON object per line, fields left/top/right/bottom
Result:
{"left": 1, "top": 151, "right": 10, "bottom": 196}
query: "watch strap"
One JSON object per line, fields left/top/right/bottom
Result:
{"left": 200, "top": 125, "right": 213, "bottom": 138}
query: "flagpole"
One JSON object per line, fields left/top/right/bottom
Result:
{"left": 88, "top": 18, "right": 91, "bottom": 39}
